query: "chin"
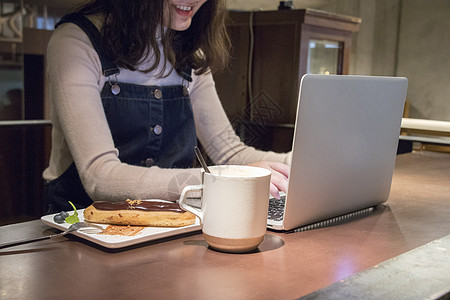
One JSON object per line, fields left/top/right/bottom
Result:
{"left": 171, "top": 21, "right": 192, "bottom": 31}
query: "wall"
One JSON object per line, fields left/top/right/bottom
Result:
{"left": 226, "top": 0, "right": 336, "bottom": 11}
{"left": 226, "top": 0, "right": 450, "bottom": 122}
{"left": 396, "top": 0, "right": 450, "bottom": 121}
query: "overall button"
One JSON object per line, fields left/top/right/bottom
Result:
{"left": 152, "top": 125, "right": 162, "bottom": 135}
{"left": 145, "top": 158, "right": 154, "bottom": 167}
{"left": 140, "top": 158, "right": 154, "bottom": 167}
{"left": 182, "top": 86, "right": 189, "bottom": 96}
{"left": 111, "top": 84, "right": 121, "bottom": 95}
{"left": 153, "top": 89, "right": 162, "bottom": 99}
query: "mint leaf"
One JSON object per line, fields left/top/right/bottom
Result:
{"left": 65, "top": 201, "right": 80, "bottom": 224}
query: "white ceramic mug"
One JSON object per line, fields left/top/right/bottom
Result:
{"left": 178, "top": 165, "right": 271, "bottom": 253}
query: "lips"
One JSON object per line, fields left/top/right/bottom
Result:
{"left": 174, "top": 5, "right": 193, "bottom": 17}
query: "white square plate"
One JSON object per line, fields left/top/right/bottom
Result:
{"left": 41, "top": 208, "right": 201, "bottom": 249}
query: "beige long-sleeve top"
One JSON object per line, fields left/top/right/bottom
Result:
{"left": 42, "top": 21, "right": 290, "bottom": 202}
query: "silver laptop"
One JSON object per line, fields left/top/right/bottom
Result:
{"left": 267, "top": 74, "right": 408, "bottom": 231}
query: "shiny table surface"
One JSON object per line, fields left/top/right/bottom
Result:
{"left": 1, "top": 151, "right": 450, "bottom": 299}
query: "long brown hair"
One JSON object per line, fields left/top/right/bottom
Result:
{"left": 76, "top": 0, "right": 230, "bottom": 76}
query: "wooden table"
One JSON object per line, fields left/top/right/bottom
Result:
{"left": 1, "top": 151, "right": 449, "bottom": 299}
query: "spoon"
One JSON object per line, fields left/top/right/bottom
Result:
{"left": 0, "top": 222, "right": 103, "bottom": 249}
{"left": 194, "top": 146, "right": 211, "bottom": 173}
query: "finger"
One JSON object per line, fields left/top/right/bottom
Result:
{"left": 269, "top": 183, "right": 281, "bottom": 199}
{"left": 270, "top": 171, "right": 289, "bottom": 193}
{"left": 269, "top": 162, "right": 290, "bottom": 178}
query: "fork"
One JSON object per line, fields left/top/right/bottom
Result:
{"left": 0, "top": 222, "right": 103, "bottom": 249}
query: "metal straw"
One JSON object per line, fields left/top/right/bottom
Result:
{"left": 194, "top": 146, "right": 211, "bottom": 173}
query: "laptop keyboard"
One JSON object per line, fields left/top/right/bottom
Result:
{"left": 268, "top": 194, "right": 286, "bottom": 221}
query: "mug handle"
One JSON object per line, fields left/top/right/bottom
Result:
{"left": 178, "top": 185, "right": 204, "bottom": 223}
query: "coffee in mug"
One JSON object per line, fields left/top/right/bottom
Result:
{"left": 178, "top": 165, "right": 271, "bottom": 253}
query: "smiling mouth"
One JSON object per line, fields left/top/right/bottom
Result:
{"left": 174, "top": 5, "right": 194, "bottom": 18}
{"left": 174, "top": 4, "right": 194, "bottom": 17}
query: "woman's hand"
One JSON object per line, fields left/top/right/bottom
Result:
{"left": 248, "top": 161, "right": 290, "bottom": 199}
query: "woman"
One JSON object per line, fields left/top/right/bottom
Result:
{"left": 43, "top": 0, "right": 290, "bottom": 213}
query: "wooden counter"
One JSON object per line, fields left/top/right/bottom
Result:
{"left": 1, "top": 151, "right": 449, "bottom": 299}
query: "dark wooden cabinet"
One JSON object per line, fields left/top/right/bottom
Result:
{"left": 214, "top": 9, "right": 361, "bottom": 152}
{"left": 0, "top": 122, "right": 52, "bottom": 225}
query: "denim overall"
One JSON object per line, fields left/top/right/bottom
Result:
{"left": 45, "top": 13, "right": 197, "bottom": 213}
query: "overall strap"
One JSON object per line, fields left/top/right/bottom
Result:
{"left": 55, "top": 12, "right": 120, "bottom": 77}
{"left": 181, "top": 65, "right": 193, "bottom": 82}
